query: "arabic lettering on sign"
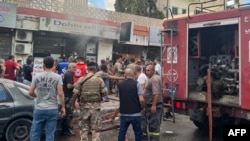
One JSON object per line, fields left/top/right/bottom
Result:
{"left": 244, "top": 15, "right": 250, "bottom": 23}
{"left": 0, "top": 5, "right": 10, "bottom": 12}
{"left": 244, "top": 15, "right": 250, "bottom": 35}
{"left": 245, "top": 29, "right": 250, "bottom": 34}
{"left": 33, "top": 58, "right": 44, "bottom": 76}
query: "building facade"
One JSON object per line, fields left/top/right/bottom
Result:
{"left": 0, "top": 0, "right": 162, "bottom": 64}
{"left": 1, "top": 0, "right": 246, "bottom": 64}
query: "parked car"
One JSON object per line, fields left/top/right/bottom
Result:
{"left": 0, "top": 78, "right": 34, "bottom": 141}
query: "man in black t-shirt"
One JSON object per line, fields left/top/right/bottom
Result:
{"left": 62, "top": 62, "right": 76, "bottom": 136}
{"left": 23, "top": 59, "right": 33, "bottom": 85}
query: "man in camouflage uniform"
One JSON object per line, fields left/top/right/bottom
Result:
{"left": 126, "top": 58, "right": 137, "bottom": 74}
{"left": 72, "top": 62, "right": 107, "bottom": 141}
{"left": 113, "top": 56, "right": 124, "bottom": 96}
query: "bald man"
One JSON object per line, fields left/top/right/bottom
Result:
{"left": 142, "top": 64, "right": 163, "bottom": 141}
{"left": 114, "top": 68, "right": 145, "bottom": 141}
{"left": 61, "top": 62, "right": 76, "bottom": 136}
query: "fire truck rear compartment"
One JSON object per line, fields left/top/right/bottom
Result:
{"left": 187, "top": 24, "right": 239, "bottom": 106}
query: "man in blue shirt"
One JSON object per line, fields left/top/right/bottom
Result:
{"left": 57, "top": 56, "right": 69, "bottom": 76}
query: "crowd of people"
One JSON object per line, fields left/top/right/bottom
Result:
{"left": 0, "top": 54, "right": 172, "bottom": 141}
{"left": 0, "top": 55, "right": 34, "bottom": 84}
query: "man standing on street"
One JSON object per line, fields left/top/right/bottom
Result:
{"left": 29, "top": 56, "right": 65, "bottom": 141}
{"left": 114, "top": 68, "right": 145, "bottom": 141}
{"left": 61, "top": 62, "right": 76, "bottom": 136}
{"left": 0, "top": 58, "right": 6, "bottom": 78}
{"left": 57, "top": 56, "right": 69, "bottom": 77}
{"left": 74, "top": 56, "right": 87, "bottom": 83}
{"left": 72, "top": 62, "right": 107, "bottom": 141}
{"left": 113, "top": 56, "right": 124, "bottom": 96}
{"left": 95, "top": 64, "right": 124, "bottom": 102}
{"left": 4, "top": 55, "right": 20, "bottom": 80}
{"left": 154, "top": 58, "right": 161, "bottom": 76}
{"left": 135, "top": 65, "right": 147, "bottom": 90}
{"left": 23, "top": 58, "right": 33, "bottom": 85}
{"left": 142, "top": 64, "right": 163, "bottom": 141}
{"left": 126, "top": 58, "right": 136, "bottom": 74}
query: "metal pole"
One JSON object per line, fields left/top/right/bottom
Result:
{"left": 207, "top": 68, "right": 213, "bottom": 141}
{"left": 170, "top": 29, "right": 175, "bottom": 123}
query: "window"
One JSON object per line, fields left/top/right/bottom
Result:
{"left": 0, "top": 84, "right": 7, "bottom": 102}
{"left": 172, "top": 7, "right": 178, "bottom": 15}
{"left": 0, "top": 33, "right": 12, "bottom": 59}
{"left": 182, "top": 9, "right": 186, "bottom": 14}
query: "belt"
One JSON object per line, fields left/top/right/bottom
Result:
{"left": 146, "top": 102, "right": 163, "bottom": 107}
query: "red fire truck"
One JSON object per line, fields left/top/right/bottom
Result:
{"left": 161, "top": 2, "right": 250, "bottom": 131}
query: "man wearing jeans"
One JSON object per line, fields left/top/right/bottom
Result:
{"left": 114, "top": 68, "right": 145, "bottom": 141}
{"left": 29, "top": 56, "right": 65, "bottom": 141}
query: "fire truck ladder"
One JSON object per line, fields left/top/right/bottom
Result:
{"left": 160, "top": 28, "right": 177, "bottom": 123}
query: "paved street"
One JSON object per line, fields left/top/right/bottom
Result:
{"left": 53, "top": 95, "right": 223, "bottom": 141}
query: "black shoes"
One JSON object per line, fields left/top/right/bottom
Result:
{"left": 163, "top": 112, "right": 173, "bottom": 121}
{"left": 61, "top": 130, "right": 75, "bottom": 136}
{"left": 142, "top": 133, "right": 148, "bottom": 141}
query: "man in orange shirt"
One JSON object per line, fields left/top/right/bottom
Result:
{"left": 4, "top": 55, "right": 20, "bottom": 80}
{"left": 74, "top": 56, "right": 87, "bottom": 83}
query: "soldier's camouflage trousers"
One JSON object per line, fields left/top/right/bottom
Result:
{"left": 142, "top": 104, "right": 163, "bottom": 141}
{"left": 79, "top": 108, "right": 102, "bottom": 141}
{"left": 61, "top": 97, "right": 73, "bottom": 132}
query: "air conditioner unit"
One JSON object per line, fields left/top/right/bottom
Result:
{"left": 15, "top": 43, "right": 32, "bottom": 54}
{"left": 15, "top": 30, "right": 33, "bottom": 42}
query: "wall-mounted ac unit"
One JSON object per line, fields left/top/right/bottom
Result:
{"left": 15, "top": 43, "right": 32, "bottom": 54}
{"left": 15, "top": 30, "right": 33, "bottom": 42}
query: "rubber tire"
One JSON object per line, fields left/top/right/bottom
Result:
{"left": 5, "top": 118, "right": 32, "bottom": 141}
{"left": 193, "top": 120, "right": 208, "bottom": 131}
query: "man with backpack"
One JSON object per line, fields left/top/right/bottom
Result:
{"left": 72, "top": 62, "right": 107, "bottom": 141}
{"left": 22, "top": 55, "right": 34, "bottom": 85}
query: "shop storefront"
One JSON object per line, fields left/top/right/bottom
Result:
{"left": 1, "top": 5, "right": 161, "bottom": 64}
{"left": 36, "top": 17, "right": 116, "bottom": 62}
{"left": 0, "top": 29, "right": 12, "bottom": 59}
{"left": 113, "top": 22, "right": 150, "bottom": 61}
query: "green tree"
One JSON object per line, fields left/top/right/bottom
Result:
{"left": 114, "top": 0, "right": 165, "bottom": 19}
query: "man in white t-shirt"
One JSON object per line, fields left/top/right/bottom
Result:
{"left": 135, "top": 65, "right": 147, "bottom": 91}
{"left": 154, "top": 58, "right": 161, "bottom": 76}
